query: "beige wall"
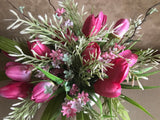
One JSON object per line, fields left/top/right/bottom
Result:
{"left": 0, "top": 0, "right": 160, "bottom": 120}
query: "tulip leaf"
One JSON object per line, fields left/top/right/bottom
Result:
{"left": 120, "top": 94, "right": 155, "bottom": 119}
{"left": 112, "top": 98, "right": 130, "bottom": 120}
{"left": 0, "top": 36, "right": 20, "bottom": 54}
{"left": 41, "top": 92, "right": 65, "bottom": 120}
{"left": 76, "top": 111, "right": 90, "bottom": 120}
{"left": 136, "top": 70, "right": 160, "bottom": 77}
{"left": 121, "top": 84, "right": 160, "bottom": 89}
{"left": 0, "top": 71, "right": 9, "bottom": 81}
{"left": 35, "top": 66, "right": 63, "bottom": 84}
{"left": 133, "top": 67, "right": 153, "bottom": 75}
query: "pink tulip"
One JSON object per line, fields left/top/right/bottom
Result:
{"left": 106, "top": 58, "right": 129, "bottom": 83}
{"left": 0, "top": 82, "right": 30, "bottom": 99}
{"left": 94, "top": 80, "right": 121, "bottom": 98}
{"left": 31, "top": 81, "right": 56, "bottom": 103}
{"left": 5, "top": 62, "right": 32, "bottom": 82}
{"left": 94, "top": 58, "right": 129, "bottom": 98}
{"left": 119, "top": 50, "right": 138, "bottom": 67}
{"left": 82, "top": 42, "right": 101, "bottom": 65}
{"left": 82, "top": 11, "right": 107, "bottom": 37}
{"left": 27, "top": 41, "right": 51, "bottom": 59}
{"left": 113, "top": 19, "right": 129, "bottom": 38}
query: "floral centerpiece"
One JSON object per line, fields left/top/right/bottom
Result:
{"left": 0, "top": 0, "right": 160, "bottom": 120}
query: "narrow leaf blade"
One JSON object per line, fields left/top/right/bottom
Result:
{"left": 36, "top": 66, "right": 63, "bottom": 84}
{"left": 120, "top": 94, "right": 155, "bottom": 119}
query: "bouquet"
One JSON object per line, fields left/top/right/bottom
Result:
{"left": 0, "top": 0, "right": 160, "bottom": 120}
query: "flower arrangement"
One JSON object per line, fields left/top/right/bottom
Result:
{"left": 0, "top": 0, "right": 160, "bottom": 120}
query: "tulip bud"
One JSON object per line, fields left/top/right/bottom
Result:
{"left": 5, "top": 62, "right": 32, "bottom": 82}
{"left": 82, "top": 42, "right": 101, "bottom": 65}
{"left": 119, "top": 50, "right": 138, "bottom": 67}
{"left": 31, "top": 81, "right": 56, "bottom": 103}
{"left": 27, "top": 41, "right": 51, "bottom": 59}
{"left": 113, "top": 19, "right": 129, "bottom": 38}
{"left": 0, "top": 82, "right": 30, "bottom": 99}
{"left": 82, "top": 11, "right": 107, "bottom": 37}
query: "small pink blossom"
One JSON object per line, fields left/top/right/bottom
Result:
{"left": 69, "top": 84, "right": 79, "bottom": 96}
{"left": 50, "top": 49, "right": 64, "bottom": 68}
{"left": 101, "top": 51, "right": 116, "bottom": 60}
{"left": 61, "top": 103, "right": 77, "bottom": 118}
{"left": 114, "top": 43, "right": 125, "bottom": 51}
{"left": 56, "top": 8, "right": 65, "bottom": 16}
{"left": 78, "top": 91, "right": 90, "bottom": 105}
{"left": 69, "top": 99, "right": 82, "bottom": 112}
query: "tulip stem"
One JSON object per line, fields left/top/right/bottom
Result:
{"left": 48, "top": 0, "right": 57, "bottom": 12}
{"left": 125, "top": 2, "right": 160, "bottom": 43}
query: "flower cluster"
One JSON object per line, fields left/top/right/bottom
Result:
{"left": 0, "top": 0, "right": 160, "bottom": 120}
{"left": 61, "top": 91, "right": 89, "bottom": 118}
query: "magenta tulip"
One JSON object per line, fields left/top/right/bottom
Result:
{"left": 94, "top": 58, "right": 129, "bottom": 98}
{"left": 105, "top": 58, "right": 129, "bottom": 84}
{"left": 94, "top": 80, "right": 121, "bottom": 98}
{"left": 119, "top": 50, "right": 138, "bottom": 67}
{"left": 31, "top": 81, "right": 56, "bottom": 103}
{"left": 82, "top": 11, "right": 107, "bottom": 37}
{"left": 0, "top": 82, "right": 30, "bottom": 99}
{"left": 113, "top": 19, "right": 130, "bottom": 38}
{"left": 27, "top": 41, "right": 51, "bottom": 59}
{"left": 82, "top": 42, "right": 101, "bottom": 65}
{"left": 5, "top": 62, "right": 32, "bottom": 82}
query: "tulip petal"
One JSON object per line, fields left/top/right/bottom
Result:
{"left": 94, "top": 80, "right": 121, "bottom": 98}
{"left": 106, "top": 58, "right": 129, "bottom": 83}
{"left": 119, "top": 50, "right": 138, "bottom": 67}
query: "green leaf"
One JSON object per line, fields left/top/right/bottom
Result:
{"left": 76, "top": 111, "right": 90, "bottom": 120}
{"left": 0, "top": 71, "right": 8, "bottom": 81}
{"left": 137, "top": 70, "right": 160, "bottom": 77}
{"left": 91, "top": 94, "right": 103, "bottom": 115}
{"left": 0, "top": 36, "right": 20, "bottom": 53}
{"left": 133, "top": 67, "right": 153, "bottom": 74}
{"left": 61, "top": 114, "right": 66, "bottom": 120}
{"left": 121, "top": 84, "right": 160, "bottom": 89}
{"left": 41, "top": 92, "right": 65, "bottom": 120}
{"left": 120, "top": 94, "right": 155, "bottom": 119}
{"left": 76, "top": 111, "right": 84, "bottom": 120}
{"left": 35, "top": 66, "right": 63, "bottom": 84}
{"left": 112, "top": 98, "right": 130, "bottom": 120}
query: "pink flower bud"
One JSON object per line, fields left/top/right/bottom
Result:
{"left": 0, "top": 82, "right": 30, "bottom": 99}
{"left": 27, "top": 41, "right": 51, "bottom": 59}
{"left": 56, "top": 8, "right": 65, "bottom": 16}
{"left": 82, "top": 11, "right": 107, "bottom": 37}
{"left": 5, "top": 62, "right": 32, "bottom": 82}
{"left": 113, "top": 19, "right": 130, "bottom": 38}
{"left": 31, "top": 81, "right": 56, "bottom": 103}
{"left": 119, "top": 50, "right": 138, "bottom": 67}
{"left": 82, "top": 42, "right": 101, "bottom": 65}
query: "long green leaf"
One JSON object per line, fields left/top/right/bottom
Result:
{"left": 120, "top": 94, "right": 155, "bottom": 119}
{"left": 41, "top": 92, "right": 65, "bottom": 120}
{"left": 76, "top": 111, "right": 90, "bottom": 120}
{"left": 0, "top": 71, "right": 9, "bottom": 81}
{"left": 0, "top": 36, "right": 20, "bottom": 53}
{"left": 133, "top": 67, "right": 153, "bottom": 74}
{"left": 121, "top": 84, "right": 160, "bottom": 89}
{"left": 112, "top": 98, "right": 130, "bottom": 120}
{"left": 36, "top": 66, "right": 63, "bottom": 84}
{"left": 137, "top": 70, "right": 160, "bottom": 77}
